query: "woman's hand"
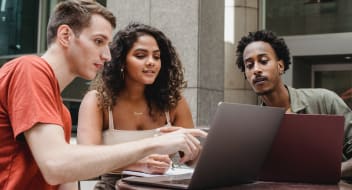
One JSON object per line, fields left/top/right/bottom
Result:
{"left": 125, "top": 154, "right": 171, "bottom": 174}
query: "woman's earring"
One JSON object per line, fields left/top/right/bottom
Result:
{"left": 120, "top": 68, "right": 124, "bottom": 80}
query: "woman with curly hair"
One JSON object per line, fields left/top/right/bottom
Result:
{"left": 77, "top": 23, "right": 195, "bottom": 189}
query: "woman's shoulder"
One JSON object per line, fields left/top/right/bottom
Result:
{"left": 172, "top": 95, "right": 189, "bottom": 110}
{"left": 82, "top": 90, "right": 100, "bottom": 100}
{"left": 169, "top": 95, "right": 193, "bottom": 126}
{"left": 81, "top": 90, "right": 101, "bottom": 107}
{"left": 85, "top": 89, "right": 99, "bottom": 96}
{"left": 169, "top": 95, "right": 190, "bottom": 115}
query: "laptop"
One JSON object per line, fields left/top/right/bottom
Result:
{"left": 123, "top": 102, "right": 285, "bottom": 189}
{"left": 258, "top": 113, "right": 344, "bottom": 184}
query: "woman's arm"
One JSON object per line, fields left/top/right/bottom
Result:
{"left": 77, "top": 90, "right": 105, "bottom": 145}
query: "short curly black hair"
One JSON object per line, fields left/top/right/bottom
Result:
{"left": 90, "top": 22, "right": 186, "bottom": 116}
{"left": 235, "top": 30, "right": 291, "bottom": 72}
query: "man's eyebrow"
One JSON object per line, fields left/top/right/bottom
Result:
{"left": 94, "top": 34, "right": 109, "bottom": 41}
{"left": 257, "top": 53, "right": 268, "bottom": 58}
{"left": 244, "top": 57, "right": 253, "bottom": 62}
{"left": 244, "top": 53, "right": 268, "bottom": 62}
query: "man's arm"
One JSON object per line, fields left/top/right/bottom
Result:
{"left": 328, "top": 92, "right": 352, "bottom": 177}
{"left": 25, "top": 124, "right": 206, "bottom": 185}
{"left": 342, "top": 113, "right": 352, "bottom": 177}
{"left": 58, "top": 182, "right": 78, "bottom": 190}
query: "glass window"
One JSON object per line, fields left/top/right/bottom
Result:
{"left": 292, "top": 55, "right": 352, "bottom": 109}
{"left": 61, "top": 78, "right": 90, "bottom": 100}
{"left": 265, "top": 0, "right": 352, "bottom": 35}
{"left": 0, "top": 0, "right": 39, "bottom": 56}
{"left": 63, "top": 100, "right": 81, "bottom": 136}
{"left": 96, "top": 0, "right": 106, "bottom": 6}
{"left": 0, "top": 0, "right": 54, "bottom": 67}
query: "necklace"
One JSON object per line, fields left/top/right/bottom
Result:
{"left": 133, "top": 111, "right": 144, "bottom": 116}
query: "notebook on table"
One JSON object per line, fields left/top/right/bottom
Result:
{"left": 123, "top": 102, "right": 285, "bottom": 189}
{"left": 258, "top": 113, "right": 344, "bottom": 184}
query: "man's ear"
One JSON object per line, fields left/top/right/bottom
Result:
{"left": 57, "top": 25, "right": 72, "bottom": 47}
{"left": 278, "top": 60, "right": 285, "bottom": 75}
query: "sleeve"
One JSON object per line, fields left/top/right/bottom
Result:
{"left": 342, "top": 107, "right": 352, "bottom": 160}
{"left": 325, "top": 90, "right": 352, "bottom": 160}
{"left": 7, "top": 60, "right": 64, "bottom": 138}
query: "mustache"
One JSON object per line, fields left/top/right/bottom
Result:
{"left": 252, "top": 75, "right": 268, "bottom": 84}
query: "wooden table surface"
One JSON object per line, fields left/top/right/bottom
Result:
{"left": 117, "top": 179, "right": 352, "bottom": 190}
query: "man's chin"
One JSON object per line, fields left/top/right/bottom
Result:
{"left": 82, "top": 72, "right": 98, "bottom": 81}
{"left": 255, "top": 89, "right": 274, "bottom": 96}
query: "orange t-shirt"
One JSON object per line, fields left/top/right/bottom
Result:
{"left": 0, "top": 55, "right": 72, "bottom": 190}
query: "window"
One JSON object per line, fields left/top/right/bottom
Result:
{"left": 63, "top": 100, "right": 81, "bottom": 136}
{"left": 0, "top": 0, "right": 39, "bottom": 56}
{"left": 0, "top": 0, "right": 55, "bottom": 66}
{"left": 292, "top": 55, "right": 352, "bottom": 109}
{"left": 264, "top": 0, "right": 352, "bottom": 35}
{"left": 312, "top": 63, "right": 352, "bottom": 109}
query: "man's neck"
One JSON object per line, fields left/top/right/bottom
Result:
{"left": 261, "top": 84, "right": 291, "bottom": 111}
{"left": 41, "top": 45, "right": 76, "bottom": 92}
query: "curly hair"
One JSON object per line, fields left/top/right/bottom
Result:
{"left": 235, "top": 30, "right": 291, "bottom": 72}
{"left": 90, "top": 22, "right": 186, "bottom": 116}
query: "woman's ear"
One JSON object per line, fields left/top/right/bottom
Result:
{"left": 57, "top": 25, "right": 72, "bottom": 47}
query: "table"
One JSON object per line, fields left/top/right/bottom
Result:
{"left": 117, "top": 179, "right": 352, "bottom": 190}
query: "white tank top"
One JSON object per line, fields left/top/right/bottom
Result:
{"left": 102, "top": 109, "right": 171, "bottom": 145}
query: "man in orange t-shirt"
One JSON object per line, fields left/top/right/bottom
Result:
{"left": 0, "top": 55, "right": 72, "bottom": 189}
{"left": 0, "top": 1, "right": 206, "bottom": 189}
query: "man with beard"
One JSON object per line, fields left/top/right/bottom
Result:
{"left": 235, "top": 30, "right": 352, "bottom": 178}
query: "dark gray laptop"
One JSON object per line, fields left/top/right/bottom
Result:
{"left": 122, "top": 102, "right": 285, "bottom": 189}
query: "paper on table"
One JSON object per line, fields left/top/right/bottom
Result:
{"left": 122, "top": 167, "right": 194, "bottom": 177}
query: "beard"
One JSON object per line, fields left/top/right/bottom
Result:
{"left": 255, "top": 87, "right": 275, "bottom": 96}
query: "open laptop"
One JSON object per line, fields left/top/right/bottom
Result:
{"left": 123, "top": 102, "right": 285, "bottom": 189}
{"left": 258, "top": 113, "right": 344, "bottom": 184}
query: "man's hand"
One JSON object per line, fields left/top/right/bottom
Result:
{"left": 152, "top": 127, "right": 207, "bottom": 164}
{"left": 126, "top": 154, "right": 171, "bottom": 174}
